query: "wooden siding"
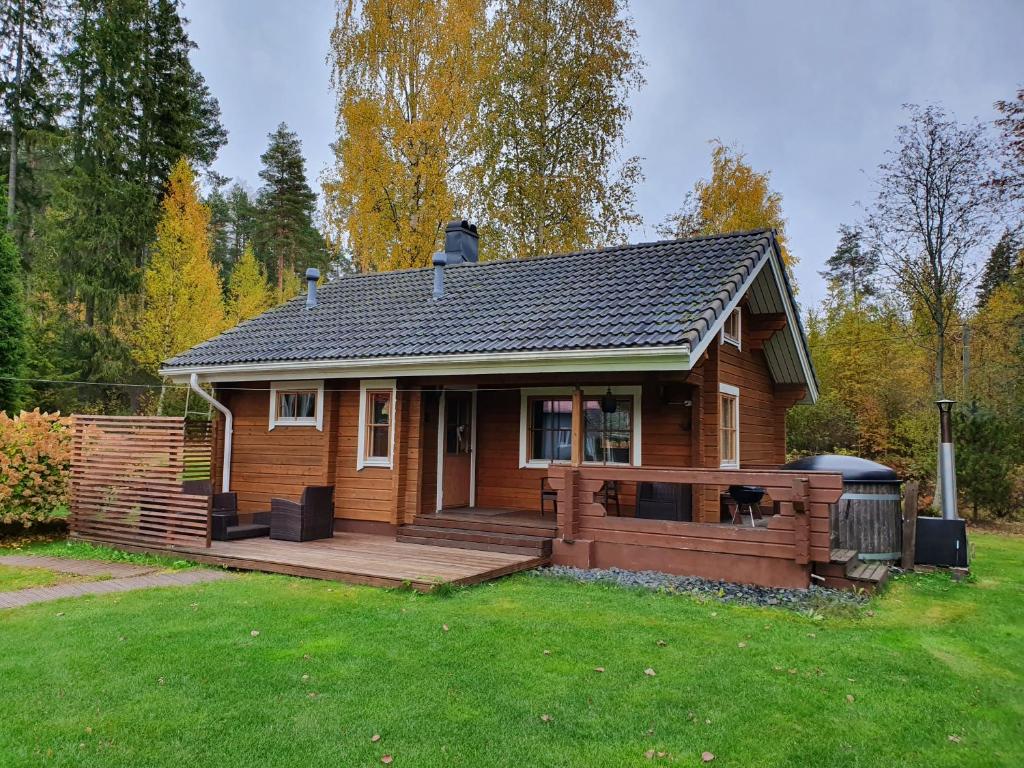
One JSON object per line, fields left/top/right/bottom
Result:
{"left": 219, "top": 382, "right": 328, "bottom": 514}
{"left": 474, "top": 389, "right": 545, "bottom": 511}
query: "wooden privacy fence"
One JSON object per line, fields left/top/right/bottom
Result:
{"left": 547, "top": 466, "right": 843, "bottom": 580}
{"left": 70, "top": 415, "right": 213, "bottom": 550}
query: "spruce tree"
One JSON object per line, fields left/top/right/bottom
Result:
{"left": 976, "top": 229, "right": 1020, "bottom": 306}
{"left": 255, "top": 123, "right": 324, "bottom": 295}
{"left": 0, "top": 192, "right": 26, "bottom": 413}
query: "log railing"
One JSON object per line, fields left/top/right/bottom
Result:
{"left": 70, "top": 415, "right": 212, "bottom": 550}
{"left": 546, "top": 466, "right": 843, "bottom": 566}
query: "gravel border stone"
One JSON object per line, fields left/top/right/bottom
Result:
{"left": 530, "top": 565, "right": 868, "bottom": 612}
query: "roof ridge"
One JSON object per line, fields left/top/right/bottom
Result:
{"left": 314, "top": 228, "right": 773, "bottom": 292}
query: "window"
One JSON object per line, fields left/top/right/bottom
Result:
{"left": 357, "top": 379, "right": 396, "bottom": 469}
{"left": 721, "top": 307, "right": 741, "bottom": 348}
{"left": 583, "top": 397, "right": 633, "bottom": 464}
{"left": 446, "top": 396, "right": 473, "bottom": 455}
{"left": 269, "top": 380, "right": 324, "bottom": 430}
{"left": 719, "top": 383, "right": 740, "bottom": 468}
{"left": 527, "top": 397, "right": 573, "bottom": 463}
{"left": 519, "top": 387, "right": 642, "bottom": 468}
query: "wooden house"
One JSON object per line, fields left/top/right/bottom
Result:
{"left": 160, "top": 226, "right": 847, "bottom": 588}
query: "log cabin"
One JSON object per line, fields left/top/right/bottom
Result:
{"left": 160, "top": 225, "right": 844, "bottom": 588}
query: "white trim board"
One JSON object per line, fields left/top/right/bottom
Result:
{"left": 357, "top": 378, "right": 397, "bottom": 470}
{"left": 518, "top": 385, "right": 643, "bottom": 469}
{"left": 718, "top": 382, "right": 740, "bottom": 469}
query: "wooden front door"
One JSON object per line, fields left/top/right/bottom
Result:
{"left": 441, "top": 391, "right": 474, "bottom": 508}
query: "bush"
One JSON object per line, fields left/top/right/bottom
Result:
{"left": 0, "top": 410, "right": 72, "bottom": 526}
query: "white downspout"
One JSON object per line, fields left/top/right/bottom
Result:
{"left": 189, "top": 374, "right": 232, "bottom": 493}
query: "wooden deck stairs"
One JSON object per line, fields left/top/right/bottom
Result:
{"left": 398, "top": 512, "right": 556, "bottom": 558}
{"left": 814, "top": 548, "right": 891, "bottom": 593}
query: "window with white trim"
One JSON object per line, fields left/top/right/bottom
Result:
{"left": 719, "top": 383, "right": 740, "bottom": 468}
{"left": 721, "top": 307, "right": 741, "bottom": 348}
{"left": 519, "top": 386, "right": 642, "bottom": 468}
{"left": 269, "top": 381, "right": 324, "bottom": 430}
{"left": 357, "top": 379, "right": 396, "bottom": 469}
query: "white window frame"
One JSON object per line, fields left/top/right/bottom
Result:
{"left": 719, "top": 382, "right": 740, "bottom": 468}
{"left": 268, "top": 380, "right": 324, "bottom": 431}
{"left": 720, "top": 307, "right": 741, "bottom": 349}
{"left": 357, "top": 378, "right": 397, "bottom": 469}
{"left": 518, "top": 386, "right": 642, "bottom": 469}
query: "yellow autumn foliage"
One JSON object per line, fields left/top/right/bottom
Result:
{"left": 227, "top": 244, "right": 272, "bottom": 324}
{"left": 324, "top": 0, "right": 487, "bottom": 272}
{"left": 132, "top": 158, "right": 226, "bottom": 373}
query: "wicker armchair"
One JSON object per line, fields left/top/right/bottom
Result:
{"left": 210, "top": 491, "right": 271, "bottom": 541}
{"left": 270, "top": 486, "right": 335, "bottom": 542}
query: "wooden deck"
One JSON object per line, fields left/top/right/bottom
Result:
{"left": 156, "top": 533, "right": 546, "bottom": 591}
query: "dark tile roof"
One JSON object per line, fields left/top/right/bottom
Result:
{"left": 163, "top": 229, "right": 777, "bottom": 369}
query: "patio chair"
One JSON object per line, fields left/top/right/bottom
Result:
{"left": 540, "top": 477, "right": 558, "bottom": 516}
{"left": 210, "top": 492, "right": 271, "bottom": 541}
{"left": 270, "top": 486, "right": 336, "bottom": 542}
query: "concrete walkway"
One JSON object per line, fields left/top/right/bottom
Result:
{"left": 0, "top": 555, "right": 230, "bottom": 609}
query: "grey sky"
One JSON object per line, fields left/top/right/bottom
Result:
{"left": 186, "top": 0, "right": 1024, "bottom": 309}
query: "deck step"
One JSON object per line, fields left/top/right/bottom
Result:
{"left": 395, "top": 535, "right": 548, "bottom": 557}
{"left": 398, "top": 524, "right": 553, "bottom": 557}
{"left": 411, "top": 515, "right": 556, "bottom": 538}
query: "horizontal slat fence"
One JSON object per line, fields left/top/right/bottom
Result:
{"left": 70, "top": 415, "right": 211, "bottom": 549}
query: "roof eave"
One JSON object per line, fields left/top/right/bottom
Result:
{"left": 159, "top": 344, "right": 695, "bottom": 384}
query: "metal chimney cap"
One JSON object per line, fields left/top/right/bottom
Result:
{"left": 305, "top": 267, "right": 321, "bottom": 280}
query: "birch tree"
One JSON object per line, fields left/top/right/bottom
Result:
{"left": 864, "top": 105, "right": 1002, "bottom": 396}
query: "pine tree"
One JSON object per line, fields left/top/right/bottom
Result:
{"left": 255, "top": 123, "right": 323, "bottom": 292}
{"left": 227, "top": 244, "right": 272, "bottom": 324}
{"left": 821, "top": 225, "right": 880, "bottom": 306}
{"left": 976, "top": 229, "right": 1021, "bottom": 306}
{"left": 0, "top": 192, "right": 26, "bottom": 412}
{"left": 659, "top": 142, "right": 795, "bottom": 268}
{"left": 132, "top": 158, "right": 225, "bottom": 373}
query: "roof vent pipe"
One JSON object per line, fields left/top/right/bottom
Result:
{"left": 432, "top": 251, "right": 446, "bottom": 299}
{"left": 305, "top": 267, "right": 320, "bottom": 308}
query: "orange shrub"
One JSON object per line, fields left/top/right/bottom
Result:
{"left": 0, "top": 410, "right": 72, "bottom": 526}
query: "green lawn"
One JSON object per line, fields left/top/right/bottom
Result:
{"left": 0, "top": 563, "right": 66, "bottom": 592}
{"left": 0, "top": 533, "right": 1021, "bottom": 767}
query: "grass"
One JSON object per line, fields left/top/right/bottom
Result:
{"left": 0, "top": 532, "right": 1021, "bottom": 767}
{"left": 0, "top": 563, "right": 69, "bottom": 592}
{"left": 2, "top": 538, "right": 198, "bottom": 571}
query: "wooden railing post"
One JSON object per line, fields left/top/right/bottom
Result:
{"left": 792, "top": 476, "right": 811, "bottom": 565}
{"left": 556, "top": 467, "right": 580, "bottom": 539}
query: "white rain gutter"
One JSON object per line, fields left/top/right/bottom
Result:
{"left": 189, "top": 373, "right": 232, "bottom": 493}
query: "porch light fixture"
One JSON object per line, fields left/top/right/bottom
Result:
{"left": 600, "top": 387, "right": 618, "bottom": 414}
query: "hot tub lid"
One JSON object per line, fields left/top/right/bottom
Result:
{"left": 783, "top": 454, "right": 900, "bottom": 484}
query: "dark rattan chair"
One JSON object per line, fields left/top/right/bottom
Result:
{"left": 270, "top": 486, "right": 335, "bottom": 542}
{"left": 210, "top": 491, "right": 271, "bottom": 541}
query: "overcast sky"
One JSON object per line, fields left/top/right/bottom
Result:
{"left": 186, "top": 0, "right": 1024, "bottom": 309}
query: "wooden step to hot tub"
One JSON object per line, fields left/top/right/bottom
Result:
{"left": 815, "top": 548, "right": 890, "bottom": 593}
